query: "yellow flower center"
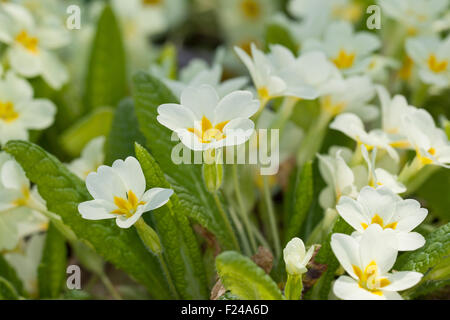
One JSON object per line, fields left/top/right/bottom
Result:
{"left": 398, "top": 56, "right": 413, "bottom": 80}
{"left": 332, "top": 3, "right": 362, "bottom": 22}
{"left": 240, "top": 0, "right": 261, "bottom": 19}
{"left": 15, "top": 30, "right": 39, "bottom": 54}
{"left": 142, "top": 0, "right": 162, "bottom": 5}
{"left": 321, "top": 96, "right": 347, "bottom": 116}
{"left": 12, "top": 186, "right": 30, "bottom": 207}
{"left": 188, "top": 116, "right": 229, "bottom": 144}
{"left": 427, "top": 54, "right": 448, "bottom": 73}
{"left": 0, "top": 101, "right": 19, "bottom": 123}
{"left": 352, "top": 261, "right": 390, "bottom": 295}
{"left": 332, "top": 49, "right": 356, "bottom": 69}
{"left": 257, "top": 87, "right": 270, "bottom": 101}
{"left": 111, "top": 190, "right": 146, "bottom": 218}
{"left": 361, "top": 214, "right": 398, "bottom": 230}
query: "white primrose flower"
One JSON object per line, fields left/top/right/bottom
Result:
{"left": 157, "top": 85, "right": 259, "bottom": 151}
{"left": 330, "top": 113, "right": 399, "bottom": 162}
{"left": 378, "top": 0, "right": 449, "bottom": 36}
{"left": 283, "top": 237, "right": 315, "bottom": 275}
{"left": 67, "top": 136, "right": 105, "bottom": 180}
{"left": 331, "top": 224, "right": 423, "bottom": 300}
{"left": 78, "top": 157, "right": 174, "bottom": 229}
{"left": 361, "top": 145, "right": 406, "bottom": 194}
{"left": 319, "top": 75, "right": 378, "bottom": 121}
{"left": 336, "top": 186, "right": 427, "bottom": 251}
{"left": 235, "top": 43, "right": 342, "bottom": 102}
{"left": 0, "top": 153, "right": 48, "bottom": 250}
{"left": 0, "top": 3, "right": 69, "bottom": 89}
{"left": 406, "top": 35, "right": 450, "bottom": 88}
{"left": 0, "top": 72, "right": 56, "bottom": 145}
{"left": 303, "top": 21, "right": 381, "bottom": 75}
{"left": 403, "top": 108, "right": 450, "bottom": 168}
{"left": 317, "top": 150, "right": 358, "bottom": 210}
{"left": 376, "top": 85, "right": 416, "bottom": 148}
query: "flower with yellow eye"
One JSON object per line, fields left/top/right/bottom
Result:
{"left": 78, "top": 157, "right": 173, "bottom": 228}
{"left": 67, "top": 136, "right": 105, "bottom": 180}
{"left": 402, "top": 108, "right": 450, "bottom": 168}
{"left": 378, "top": 0, "right": 448, "bottom": 36}
{"left": 331, "top": 224, "right": 423, "bottom": 300}
{"left": 0, "top": 3, "right": 69, "bottom": 89}
{"left": 157, "top": 85, "right": 259, "bottom": 151}
{"left": 406, "top": 35, "right": 450, "bottom": 88}
{"left": 330, "top": 113, "right": 399, "bottom": 162}
{"left": 235, "top": 43, "right": 342, "bottom": 104}
{"left": 302, "top": 21, "right": 380, "bottom": 75}
{"left": 336, "top": 186, "right": 427, "bottom": 251}
{"left": 0, "top": 72, "right": 56, "bottom": 146}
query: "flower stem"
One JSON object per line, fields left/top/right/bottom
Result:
{"left": 270, "top": 97, "right": 298, "bottom": 131}
{"left": 232, "top": 164, "right": 257, "bottom": 253}
{"left": 262, "top": 175, "right": 281, "bottom": 258}
{"left": 285, "top": 274, "right": 303, "bottom": 300}
{"left": 157, "top": 252, "right": 180, "bottom": 300}
{"left": 99, "top": 273, "right": 123, "bottom": 300}
{"left": 212, "top": 192, "right": 240, "bottom": 251}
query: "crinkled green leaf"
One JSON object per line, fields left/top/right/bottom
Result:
{"left": 104, "top": 98, "right": 146, "bottom": 165}
{"left": 84, "top": 5, "right": 127, "bottom": 112}
{"left": 216, "top": 251, "right": 284, "bottom": 300}
{"left": 132, "top": 72, "right": 237, "bottom": 250}
{"left": 0, "top": 255, "right": 25, "bottom": 297}
{"left": 59, "top": 107, "right": 114, "bottom": 157}
{"left": 284, "top": 162, "right": 314, "bottom": 244}
{"left": 38, "top": 222, "right": 67, "bottom": 299}
{"left": 407, "top": 279, "right": 450, "bottom": 299}
{"left": 0, "top": 276, "right": 19, "bottom": 300}
{"left": 416, "top": 169, "right": 450, "bottom": 222}
{"left": 4, "top": 140, "right": 175, "bottom": 299}
{"left": 395, "top": 222, "right": 450, "bottom": 274}
{"left": 135, "top": 143, "right": 208, "bottom": 299}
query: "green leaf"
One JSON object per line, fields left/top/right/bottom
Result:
{"left": 0, "top": 276, "right": 19, "bottom": 300}
{"left": 59, "top": 107, "right": 114, "bottom": 157}
{"left": 265, "top": 23, "right": 298, "bottom": 54}
{"left": 216, "top": 251, "right": 284, "bottom": 300}
{"left": 309, "top": 217, "right": 353, "bottom": 300}
{"left": 84, "top": 5, "right": 127, "bottom": 112}
{"left": 104, "top": 98, "right": 146, "bottom": 165}
{"left": 0, "top": 255, "right": 25, "bottom": 297}
{"left": 132, "top": 72, "right": 237, "bottom": 250}
{"left": 407, "top": 279, "right": 450, "bottom": 299}
{"left": 395, "top": 222, "right": 450, "bottom": 274}
{"left": 135, "top": 143, "right": 208, "bottom": 299}
{"left": 415, "top": 169, "right": 450, "bottom": 222}
{"left": 4, "top": 140, "right": 176, "bottom": 299}
{"left": 284, "top": 162, "right": 314, "bottom": 244}
{"left": 38, "top": 223, "right": 67, "bottom": 299}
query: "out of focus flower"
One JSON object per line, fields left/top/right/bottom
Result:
{"left": 403, "top": 108, "right": 450, "bottom": 168}
{"left": 330, "top": 113, "right": 399, "bottom": 161}
{"left": 406, "top": 35, "right": 450, "bottom": 88}
{"left": 303, "top": 21, "right": 381, "bottom": 75}
{"left": 283, "top": 237, "right": 315, "bottom": 275}
{"left": 78, "top": 157, "right": 173, "bottom": 228}
{"left": 157, "top": 85, "right": 259, "bottom": 151}
{"left": 378, "top": 0, "right": 449, "bottom": 35}
{"left": 67, "top": 136, "right": 106, "bottom": 180}
{"left": 331, "top": 224, "right": 423, "bottom": 300}
{"left": 319, "top": 75, "right": 378, "bottom": 121}
{"left": 318, "top": 150, "right": 358, "bottom": 209}
{"left": 0, "top": 3, "right": 69, "bottom": 89}
{"left": 235, "top": 44, "right": 342, "bottom": 103}
{"left": 0, "top": 72, "right": 56, "bottom": 145}
{"left": 337, "top": 186, "right": 427, "bottom": 251}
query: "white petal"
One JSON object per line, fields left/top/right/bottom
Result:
{"left": 40, "top": 51, "right": 69, "bottom": 90}
{"left": 333, "top": 275, "right": 384, "bottom": 300}
{"left": 78, "top": 199, "right": 115, "bottom": 220}
{"left": 115, "top": 209, "right": 145, "bottom": 229}
{"left": 85, "top": 166, "right": 127, "bottom": 202}
{"left": 157, "top": 103, "right": 197, "bottom": 131}
{"left": 1, "top": 160, "right": 29, "bottom": 190}
{"left": 180, "top": 85, "right": 218, "bottom": 120}
{"left": 395, "top": 232, "right": 426, "bottom": 251}
{"left": 111, "top": 157, "right": 146, "bottom": 199}
{"left": 214, "top": 90, "right": 259, "bottom": 123}
{"left": 0, "top": 188, "right": 21, "bottom": 211}
{"left": 336, "top": 196, "right": 368, "bottom": 232}
{"left": 0, "top": 121, "right": 29, "bottom": 145}
{"left": 141, "top": 187, "right": 174, "bottom": 212}
{"left": 393, "top": 199, "right": 428, "bottom": 232}
{"left": 331, "top": 233, "right": 361, "bottom": 278}
{"left": 18, "top": 99, "right": 56, "bottom": 130}
{"left": 384, "top": 271, "right": 423, "bottom": 291}
{"left": 8, "top": 46, "right": 41, "bottom": 78}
